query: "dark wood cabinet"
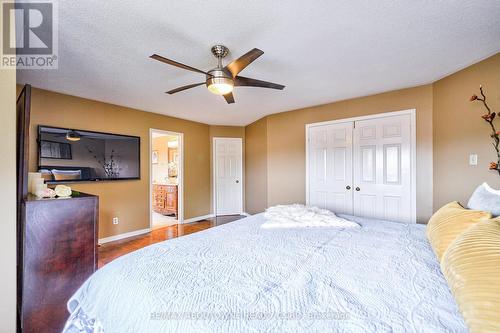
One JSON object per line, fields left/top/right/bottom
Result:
{"left": 152, "top": 184, "right": 178, "bottom": 217}
{"left": 19, "top": 193, "right": 98, "bottom": 333}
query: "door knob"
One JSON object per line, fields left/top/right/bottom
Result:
{"left": 236, "top": 180, "right": 239, "bottom": 183}
{"left": 355, "top": 187, "right": 360, "bottom": 191}
{"left": 346, "top": 185, "right": 351, "bottom": 190}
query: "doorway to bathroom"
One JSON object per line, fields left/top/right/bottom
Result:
{"left": 150, "top": 129, "right": 184, "bottom": 229}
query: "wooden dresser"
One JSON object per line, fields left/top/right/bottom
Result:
{"left": 152, "top": 184, "right": 178, "bottom": 217}
{"left": 19, "top": 192, "right": 98, "bottom": 333}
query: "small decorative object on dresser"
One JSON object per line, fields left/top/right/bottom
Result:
{"left": 470, "top": 85, "right": 500, "bottom": 174}
{"left": 27, "top": 172, "right": 44, "bottom": 193}
{"left": 54, "top": 184, "right": 72, "bottom": 197}
{"left": 35, "top": 187, "right": 56, "bottom": 198}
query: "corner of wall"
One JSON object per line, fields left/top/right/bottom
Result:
{"left": 0, "top": 63, "right": 17, "bottom": 332}
{"left": 244, "top": 116, "right": 269, "bottom": 214}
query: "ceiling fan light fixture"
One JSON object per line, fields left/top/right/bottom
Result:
{"left": 206, "top": 76, "right": 234, "bottom": 95}
{"left": 151, "top": 45, "right": 285, "bottom": 103}
{"left": 66, "top": 130, "right": 81, "bottom": 141}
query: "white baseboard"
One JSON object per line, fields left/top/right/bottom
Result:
{"left": 99, "top": 212, "right": 247, "bottom": 244}
{"left": 181, "top": 214, "right": 215, "bottom": 224}
{"left": 99, "top": 228, "right": 151, "bottom": 244}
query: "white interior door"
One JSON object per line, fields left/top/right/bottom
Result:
{"left": 308, "top": 122, "right": 354, "bottom": 214}
{"left": 214, "top": 138, "right": 243, "bottom": 215}
{"left": 353, "top": 114, "right": 412, "bottom": 222}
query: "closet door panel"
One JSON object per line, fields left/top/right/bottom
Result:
{"left": 353, "top": 114, "right": 412, "bottom": 223}
{"left": 308, "top": 122, "right": 353, "bottom": 214}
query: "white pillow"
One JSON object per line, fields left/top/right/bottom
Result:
{"left": 467, "top": 182, "right": 500, "bottom": 217}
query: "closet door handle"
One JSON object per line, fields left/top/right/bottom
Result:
{"left": 355, "top": 187, "right": 360, "bottom": 191}
{"left": 345, "top": 185, "right": 351, "bottom": 190}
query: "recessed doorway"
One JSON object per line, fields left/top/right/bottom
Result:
{"left": 150, "top": 129, "right": 184, "bottom": 229}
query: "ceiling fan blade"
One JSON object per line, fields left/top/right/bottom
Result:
{"left": 150, "top": 54, "right": 209, "bottom": 76}
{"left": 225, "top": 48, "right": 264, "bottom": 77}
{"left": 223, "top": 92, "right": 235, "bottom": 104}
{"left": 234, "top": 76, "right": 285, "bottom": 90}
{"left": 166, "top": 82, "right": 205, "bottom": 94}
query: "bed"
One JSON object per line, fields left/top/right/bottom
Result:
{"left": 63, "top": 214, "right": 467, "bottom": 332}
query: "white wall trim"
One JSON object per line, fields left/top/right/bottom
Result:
{"left": 149, "top": 129, "right": 184, "bottom": 228}
{"left": 99, "top": 228, "right": 150, "bottom": 244}
{"left": 182, "top": 214, "right": 215, "bottom": 224}
{"left": 212, "top": 137, "right": 244, "bottom": 216}
{"left": 100, "top": 212, "right": 219, "bottom": 244}
{"left": 410, "top": 109, "right": 417, "bottom": 223}
{"left": 305, "top": 108, "right": 417, "bottom": 223}
{"left": 305, "top": 109, "right": 416, "bottom": 129}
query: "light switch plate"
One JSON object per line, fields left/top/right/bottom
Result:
{"left": 469, "top": 154, "right": 478, "bottom": 166}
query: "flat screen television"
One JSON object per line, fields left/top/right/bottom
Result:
{"left": 38, "top": 125, "right": 140, "bottom": 183}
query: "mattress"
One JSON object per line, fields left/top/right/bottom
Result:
{"left": 63, "top": 214, "right": 467, "bottom": 332}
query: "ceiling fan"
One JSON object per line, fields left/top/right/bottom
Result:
{"left": 150, "top": 45, "right": 285, "bottom": 104}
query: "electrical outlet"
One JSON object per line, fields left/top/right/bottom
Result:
{"left": 112, "top": 217, "right": 119, "bottom": 225}
{"left": 469, "top": 154, "right": 478, "bottom": 166}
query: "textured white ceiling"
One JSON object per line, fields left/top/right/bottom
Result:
{"left": 17, "top": 1, "right": 500, "bottom": 126}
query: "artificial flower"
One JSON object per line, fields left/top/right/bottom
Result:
{"left": 55, "top": 185, "right": 72, "bottom": 197}
{"left": 482, "top": 113, "right": 495, "bottom": 121}
{"left": 35, "top": 188, "right": 56, "bottom": 198}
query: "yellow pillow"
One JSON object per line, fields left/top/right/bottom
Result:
{"left": 426, "top": 201, "right": 491, "bottom": 261}
{"left": 441, "top": 219, "right": 500, "bottom": 333}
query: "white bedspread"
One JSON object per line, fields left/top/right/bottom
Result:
{"left": 63, "top": 214, "right": 467, "bottom": 333}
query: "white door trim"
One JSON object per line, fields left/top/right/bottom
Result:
{"left": 212, "top": 137, "right": 244, "bottom": 216}
{"left": 149, "top": 128, "right": 184, "bottom": 228}
{"left": 305, "top": 109, "right": 417, "bottom": 223}
{"left": 306, "top": 109, "right": 416, "bottom": 129}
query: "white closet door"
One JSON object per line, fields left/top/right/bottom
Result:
{"left": 353, "top": 114, "right": 412, "bottom": 222}
{"left": 308, "top": 122, "right": 353, "bottom": 214}
{"left": 214, "top": 138, "right": 243, "bottom": 215}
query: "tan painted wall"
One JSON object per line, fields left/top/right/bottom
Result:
{"left": 246, "top": 85, "right": 434, "bottom": 222}
{"left": 26, "top": 87, "right": 211, "bottom": 238}
{"left": 433, "top": 53, "right": 500, "bottom": 208}
{"left": 0, "top": 68, "right": 17, "bottom": 330}
{"left": 245, "top": 118, "right": 269, "bottom": 214}
{"left": 209, "top": 125, "right": 246, "bottom": 213}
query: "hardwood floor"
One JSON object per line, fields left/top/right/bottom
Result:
{"left": 98, "top": 215, "right": 246, "bottom": 268}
